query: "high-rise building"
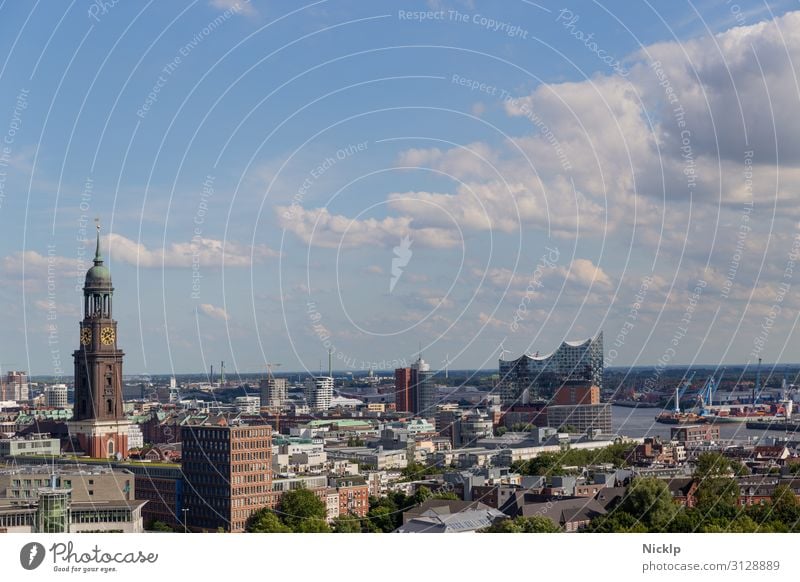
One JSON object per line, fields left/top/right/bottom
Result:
{"left": 498, "top": 333, "right": 604, "bottom": 406}
{"left": 394, "top": 368, "right": 412, "bottom": 412}
{"left": 181, "top": 420, "right": 273, "bottom": 532}
{"left": 260, "top": 377, "right": 288, "bottom": 409}
{"left": 304, "top": 376, "right": 333, "bottom": 412}
{"left": 411, "top": 358, "right": 436, "bottom": 417}
{"left": 45, "top": 384, "right": 68, "bottom": 408}
{"left": 3, "top": 371, "right": 29, "bottom": 402}
{"left": 68, "top": 226, "right": 130, "bottom": 459}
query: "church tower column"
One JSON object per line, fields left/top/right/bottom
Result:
{"left": 68, "top": 221, "right": 129, "bottom": 459}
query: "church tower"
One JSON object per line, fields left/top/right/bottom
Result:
{"left": 68, "top": 223, "right": 129, "bottom": 459}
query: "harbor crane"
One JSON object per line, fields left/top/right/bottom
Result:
{"left": 697, "top": 368, "right": 724, "bottom": 414}
{"left": 673, "top": 372, "right": 696, "bottom": 413}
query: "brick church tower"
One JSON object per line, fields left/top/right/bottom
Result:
{"left": 68, "top": 223, "right": 129, "bottom": 459}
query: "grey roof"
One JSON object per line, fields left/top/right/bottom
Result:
{"left": 595, "top": 486, "right": 626, "bottom": 509}
{"left": 403, "top": 498, "right": 491, "bottom": 522}
{"left": 518, "top": 498, "right": 606, "bottom": 526}
{"left": 396, "top": 507, "right": 506, "bottom": 533}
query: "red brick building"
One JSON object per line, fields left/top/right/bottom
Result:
{"left": 552, "top": 381, "right": 600, "bottom": 406}
{"left": 395, "top": 368, "right": 412, "bottom": 413}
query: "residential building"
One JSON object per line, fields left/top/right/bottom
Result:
{"left": 305, "top": 377, "right": 333, "bottom": 412}
{"left": 631, "top": 437, "right": 686, "bottom": 466}
{"left": 500, "top": 492, "right": 607, "bottom": 531}
{"left": 260, "top": 378, "right": 288, "bottom": 409}
{"left": 329, "top": 476, "right": 369, "bottom": 518}
{"left": 670, "top": 424, "right": 721, "bottom": 446}
{"left": 3, "top": 371, "right": 29, "bottom": 402}
{"left": 128, "top": 424, "right": 144, "bottom": 450}
{"left": 44, "top": 384, "right": 68, "bottom": 408}
{"left": 234, "top": 396, "right": 260, "bottom": 414}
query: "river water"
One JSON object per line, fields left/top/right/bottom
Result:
{"left": 612, "top": 405, "right": 795, "bottom": 444}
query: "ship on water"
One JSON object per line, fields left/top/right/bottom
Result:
{"left": 655, "top": 372, "right": 705, "bottom": 424}
{"left": 655, "top": 361, "right": 798, "bottom": 426}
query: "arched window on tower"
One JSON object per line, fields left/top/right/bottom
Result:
{"left": 106, "top": 399, "right": 112, "bottom": 414}
{"left": 107, "top": 440, "right": 114, "bottom": 456}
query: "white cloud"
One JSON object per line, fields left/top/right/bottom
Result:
{"left": 3, "top": 250, "right": 82, "bottom": 279}
{"left": 559, "top": 259, "right": 613, "bottom": 288}
{"left": 209, "top": 0, "right": 257, "bottom": 18}
{"left": 106, "top": 233, "right": 278, "bottom": 269}
{"left": 276, "top": 206, "right": 461, "bottom": 249}
{"left": 197, "top": 303, "right": 229, "bottom": 321}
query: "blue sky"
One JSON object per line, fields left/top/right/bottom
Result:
{"left": 1, "top": 0, "right": 799, "bottom": 376}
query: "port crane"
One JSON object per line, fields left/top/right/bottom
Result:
{"left": 673, "top": 372, "right": 696, "bottom": 413}
{"left": 697, "top": 368, "right": 724, "bottom": 415}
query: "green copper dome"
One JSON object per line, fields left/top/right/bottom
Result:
{"left": 85, "top": 225, "right": 112, "bottom": 287}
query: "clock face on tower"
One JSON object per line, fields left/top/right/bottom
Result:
{"left": 80, "top": 327, "right": 92, "bottom": 346}
{"left": 100, "top": 327, "right": 115, "bottom": 345}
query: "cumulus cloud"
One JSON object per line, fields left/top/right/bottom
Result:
{"left": 3, "top": 250, "right": 82, "bottom": 279}
{"left": 197, "top": 303, "right": 229, "bottom": 321}
{"left": 276, "top": 206, "right": 461, "bottom": 249}
{"left": 106, "top": 233, "right": 278, "bottom": 269}
{"left": 560, "top": 259, "right": 613, "bottom": 288}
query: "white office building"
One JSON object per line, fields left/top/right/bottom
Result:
{"left": 305, "top": 377, "right": 333, "bottom": 412}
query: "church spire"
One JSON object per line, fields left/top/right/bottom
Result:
{"left": 94, "top": 218, "right": 103, "bottom": 265}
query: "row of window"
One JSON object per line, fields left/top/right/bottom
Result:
{"left": 72, "top": 510, "right": 133, "bottom": 524}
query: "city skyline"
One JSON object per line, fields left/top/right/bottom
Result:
{"left": 1, "top": 1, "right": 799, "bottom": 376}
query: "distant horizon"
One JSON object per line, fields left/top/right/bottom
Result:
{"left": 24, "top": 362, "right": 800, "bottom": 382}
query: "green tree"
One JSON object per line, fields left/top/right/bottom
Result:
{"left": 331, "top": 514, "right": 363, "bottom": 533}
{"left": 694, "top": 452, "right": 733, "bottom": 479}
{"left": 617, "top": 477, "right": 677, "bottom": 531}
{"left": 295, "top": 518, "right": 331, "bottom": 533}
{"left": 246, "top": 508, "right": 292, "bottom": 533}
{"left": 366, "top": 504, "right": 397, "bottom": 532}
{"left": 432, "top": 491, "right": 459, "bottom": 500}
{"left": 771, "top": 483, "right": 800, "bottom": 528}
{"left": 585, "top": 511, "right": 648, "bottom": 533}
{"left": 693, "top": 453, "right": 738, "bottom": 516}
{"left": 412, "top": 485, "right": 433, "bottom": 505}
{"left": 148, "top": 520, "right": 174, "bottom": 532}
{"left": 279, "top": 488, "right": 327, "bottom": 530}
{"left": 729, "top": 459, "right": 750, "bottom": 476}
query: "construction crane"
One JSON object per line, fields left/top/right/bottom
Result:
{"left": 673, "top": 372, "right": 696, "bottom": 413}
{"left": 266, "top": 362, "right": 281, "bottom": 380}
